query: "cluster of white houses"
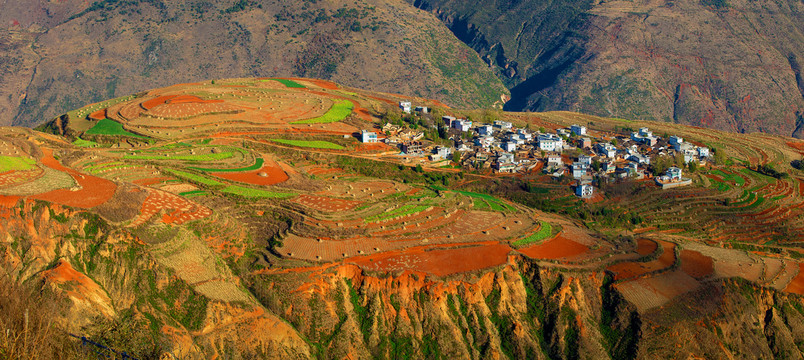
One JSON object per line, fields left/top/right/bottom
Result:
{"left": 363, "top": 107, "right": 708, "bottom": 197}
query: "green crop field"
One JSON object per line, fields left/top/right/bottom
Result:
{"left": 454, "top": 190, "right": 515, "bottom": 211}
{"left": 265, "top": 79, "right": 306, "bottom": 88}
{"left": 190, "top": 158, "right": 264, "bottom": 173}
{"left": 124, "top": 152, "right": 234, "bottom": 162}
{"left": 72, "top": 137, "right": 100, "bottom": 148}
{"left": 221, "top": 185, "right": 296, "bottom": 198}
{"left": 290, "top": 100, "right": 353, "bottom": 124}
{"left": 0, "top": 156, "right": 36, "bottom": 173}
{"left": 164, "top": 169, "right": 224, "bottom": 186}
{"left": 513, "top": 221, "right": 553, "bottom": 246}
{"left": 179, "top": 190, "right": 209, "bottom": 197}
{"left": 85, "top": 119, "right": 149, "bottom": 139}
{"left": 365, "top": 204, "right": 430, "bottom": 222}
{"left": 270, "top": 139, "right": 345, "bottom": 150}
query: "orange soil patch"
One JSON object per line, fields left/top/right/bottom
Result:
{"left": 128, "top": 189, "right": 212, "bottom": 227}
{"left": 291, "top": 195, "right": 362, "bottom": 212}
{"left": 0, "top": 167, "right": 43, "bottom": 187}
{"left": 88, "top": 108, "right": 107, "bottom": 120}
{"left": 799, "top": 179, "right": 804, "bottom": 197}
{"left": 784, "top": 263, "right": 804, "bottom": 295}
{"left": 636, "top": 238, "right": 658, "bottom": 256}
{"left": 142, "top": 95, "right": 176, "bottom": 110}
{"left": 356, "top": 142, "right": 394, "bottom": 152}
{"left": 210, "top": 159, "right": 288, "bottom": 186}
{"left": 41, "top": 259, "right": 114, "bottom": 316}
{"left": 133, "top": 176, "right": 173, "bottom": 186}
{"left": 606, "top": 240, "right": 676, "bottom": 281}
{"left": 167, "top": 94, "right": 223, "bottom": 104}
{"left": 633, "top": 227, "right": 658, "bottom": 234}
{"left": 349, "top": 242, "right": 512, "bottom": 276}
{"left": 788, "top": 142, "right": 804, "bottom": 155}
{"left": 31, "top": 148, "right": 117, "bottom": 208}
{"left": 517, "top": 234, "right": 589, "bottom": 260}
{"left": 0, "top": 195, "right": 20, "bottom": 219}
{"left": 680, "top": 250, "right": 714, "bottom": 279}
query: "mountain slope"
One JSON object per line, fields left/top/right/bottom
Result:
{"left": 0, "top": 0, "right": 507, "bottom": 128}
{"left": 410, "top": 0, "right": 804, "bottom": 137}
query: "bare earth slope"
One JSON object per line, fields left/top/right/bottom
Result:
{"left": 410, "top": 0, "right": 804, "bottom": 137}
{"left": 0, "top": 0, "right": 507, "bottom": 128}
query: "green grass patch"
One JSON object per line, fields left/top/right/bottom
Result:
{"left": 270, "top": 139, "right": 345, "bottom": 150}
{"left": 163, "top": 169, "right": 224, "bottom": 186}
{"left": 365, "top": 204, "right": 430, "bottom": 222}
{"left": 72, "top": 137, "right": 100, "bottom": 148}
{"left": 711, "top": 169, "right": 745, "bottom": 186}
{"left": 220, "top": 185, "right": 296, "bottom": 198}
{"left": 265, "top": 78, "right": 306, "bottom": 88}
{"left": 189, "top": 158, "right": 264, "bottom": 173}
{"left": 290, "top": 100, "right": 353, "bottom": 124}
{"left": 124, "top": 152, "right": 234, "bottom": 162}
{"left": 513, "top": 221, "right": 553, "bottom": 246}
{"left": 739, "top": 168, "right": 777, "bottom": 183}
{"left": 179, "top": 190, "right": 209, "bottom": 197}
{"left": 0, "top": 156, "right": 35, "bottom": 173}
{"left": 85, "top": 118, "right": 149, "bottom": 139}
{"left": 454, "top": 190, "right": 515, "bottom": 211}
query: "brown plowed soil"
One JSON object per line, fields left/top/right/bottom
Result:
{"left": 680, "top": 249, "right": 714, "bottom": 279}
{"left": 517, "top": 235, "right": 590, "bottom": 260}
{"left": 784, "top": 263, "right": 804, "bottom": 295}
{"left": 637, "top": 238, "right": 658, "bottom": 256}
{"left": 291, "top": 195, "right": 362, "bottom": 212}
{"left": 211, "top": 159, "right": 288, "bottom": 186}
{"left": 349, "top": 242, "right": 512, "bottom": 276}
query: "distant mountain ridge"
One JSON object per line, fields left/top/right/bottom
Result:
{"left": 408, "top": 0, "right": 804, "bottom": 138}
{"left": 0, "top": 0, "right": 507, "bottom": 128}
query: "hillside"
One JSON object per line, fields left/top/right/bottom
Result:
{"left": 409, "top": 0, "right": 804, "bottom": 137}
{"left": 0, "top": 0, "right": 507, "bottom": 129}
{"left": 1, "top": 77, "right": 804, "bottom": 358}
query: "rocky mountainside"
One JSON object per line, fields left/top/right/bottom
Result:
{"left": 0, "top": 0, "right": 507, "bottom": 128}
{"left": 0, "top": 77, "right": 803, "bottom": 358}
{"left": 409, "top": 0, "right": 804, "bottom": 137}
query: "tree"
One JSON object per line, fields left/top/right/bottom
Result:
{"left": 611, "top": 138, "right": 618, "bottom": 146}
{"left": 713, "top": 147, "right": 727, "bottom": 165}
{"left": 688, "top": 161, "right": 698, "bottom": 173}
{"left": 591, "top": 159, "right": 601, "bottom": 172}
{"left": 452, "top": 151, "right": 461, "bottom": 165}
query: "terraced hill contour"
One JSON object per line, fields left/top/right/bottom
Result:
{"left": 1, "top": 77, "right": 804, "bottom": 358}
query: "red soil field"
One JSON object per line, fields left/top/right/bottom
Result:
{"left": 517, "top": 234, "right": 590, "bottom": 260}
{"left": 349, "top": 242, "right": 512, "bottom": 276}
{"left": 680, "top": 250, "right": 714, "bottom": 279}
{"left": 291, "top": 195, "right": 362, "bottom": 212}
{"left": 89, "top": 108, "right": 107, "bottom": 120}
{"left": 784, "top": 263, "right": 804, "bottom": 295}
{"left": 636, "top": 238, "right": 658, "bottom": 256}
{"left": 167, "top": 95, "right": 222, "bottom": 104}
{"left": 787, "top": 141, "right": 804, "bottom": 155}
{"left": 0, "top": 167, "right": 43, "bottom": 187}
{"left": 606, "top": 240, "right": 676, "bottom": 280}
{"left": 31, "top": 148, "right": 117, "bottom": 208}
{"left": 133, "top": 176, "right": 174, "bottom": 186}
{"left": 0, "top": 195, "right": 20, "bottom": 219}
{"left": 129, "top": 189, "right": 212, "bottom": 227}
{"left": 211, "top": 159, "right": 288, "bottom": 186}
{"left": 141, "top": 95, "right": 176, "bottom": 110}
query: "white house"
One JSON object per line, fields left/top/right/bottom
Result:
{"left": 502, "top": 142, "right": 517, "bottom": 152}
{"left": 571, "top": 124, "right": 587, "bottom": 136}
{"left": 493, "top": 120, "right": 512, "bottom": 131}
{"left": 669, "top": 135, "right": 684, "bottom": 150}
{"left": 628, "top": 153, "right": 651, "bottom": 165}
{"left": 442, "top": 115, "right": 456, "bottom": 127}
{"left": 414, "top": 106, "right": 429, "bottom": 113}
{"left": 474, "top": 135, "right": 495, "bottom": 148}
{"left": 452, "top": 119, "right": 472, "bottom": 132}
{"left": 571, "top": 163, "right": 587, "bottom": 179}
{"left": 697, "top": 147, "right": 710, "bottom": 158}
{"left": 577, "top": 155, "right": 593, "bottom": 167}
{"left": 547, "top": 154, "right": 562, "bottom": 168}
{"left": 576, "top": 183, "right": 594, "bottom": 198}
{"left": 602, "top": 161, "right": 616, "bottom": 174}
{"left": 538, "top": 134, "right": 564, "bottom": 152}
{"left": 683, "top": 149, "right": 698, "bottom": 163}
{"left": 557, "top": 128, "right": 571, "bottom": 137}
{"left": 595, "top": 143, "right": 617, "bottom": 158}
{"left": 498, "top": 152, "right": 515, "bottom": 164}
{"left": 399, "top": 101, "right": 412, "bottom": 113}
{"left": 667, "top": 166, "right": 683, "bottom": 181}
{"left": 360, "top": 130, "right": 378, "bottom": 143}
{"left": 477, "top": 125, "right": 494, "bottom": 136}
{"left": 631, "top": 127, "right": 658, "bottom": 146}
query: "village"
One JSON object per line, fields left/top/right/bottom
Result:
{"left": 358, "top": 101, "right": 711, "bottom": 198}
